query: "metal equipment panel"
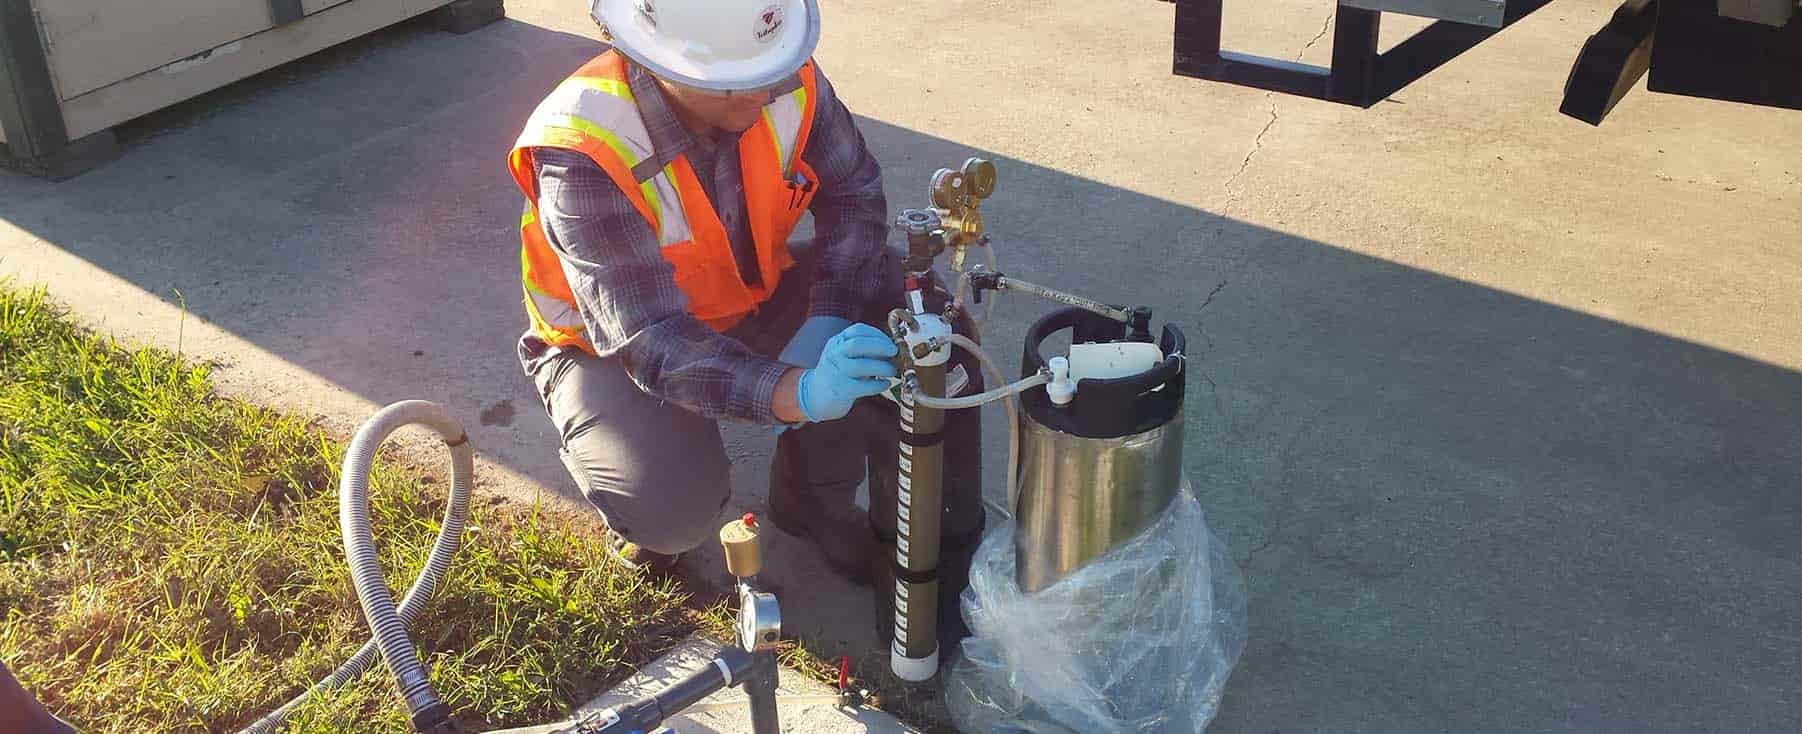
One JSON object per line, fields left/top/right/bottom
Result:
{"left": 59, "top": 0, "right": 431, "bottom": 140}
{"left": 303, "top": 0, "right": 357, "bottom": 13}
{"left": 1341, "top": 0, "right": 1507, "bottom": 28}
{"left": 37, "top": 0, "right": 278, "bottom": 100}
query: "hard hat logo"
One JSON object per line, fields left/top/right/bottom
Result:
{"left": 634, "top": 0, "right": 655, "bottom": 27}
{"left": 754, "top": 5, "right": 784, "bottom": 43}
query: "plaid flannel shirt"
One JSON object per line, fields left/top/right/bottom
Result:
{"left": 519, "top": 60, "right": 888, "bottom": 424}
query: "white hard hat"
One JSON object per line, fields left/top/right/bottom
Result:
{"left": 591, "top": 0, "right": 821, "bottom": 91}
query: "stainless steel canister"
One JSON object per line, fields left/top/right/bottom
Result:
{"left": 1014, "top": 411, "right": 1183, "bottom": 593}
{"left": 1011, "top": 306, "right": 1188, "bottom": 593}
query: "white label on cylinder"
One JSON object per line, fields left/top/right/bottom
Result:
{"left": 946, "top": 363, "right": 971, "bottom": 396}
{"left": 1067, "top": 342, "right": 1164, "bottom": 381}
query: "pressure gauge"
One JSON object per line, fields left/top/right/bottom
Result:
{"left": 737, "top": 586, "right": 782, "bottom": 653}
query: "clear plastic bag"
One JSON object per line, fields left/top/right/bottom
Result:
{"left": 945, "top": 482, "right": 1248, "bottom": 733}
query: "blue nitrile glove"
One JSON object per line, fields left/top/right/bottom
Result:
{"left": 775, "top": 316, "right": 857, "bottom": 432}
{"left": 778, "top": 316, "right": 853, "bottom": 369}
{"left": 796, "top": 323, "right": 898, "bottom": 423}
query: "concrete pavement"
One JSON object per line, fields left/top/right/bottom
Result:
{"left": 2, "top": 0, "right": 1799, "bottom": 731}
{"left": 489, "top": 638, "right": 916, "bottom": 734}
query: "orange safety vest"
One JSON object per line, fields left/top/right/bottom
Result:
{"left": 507, "top": 51, "right": 820, "bottom": 352}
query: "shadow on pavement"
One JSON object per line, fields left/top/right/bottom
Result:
{"left": 0, "top": 15, "right": 1796, "bottom": 733}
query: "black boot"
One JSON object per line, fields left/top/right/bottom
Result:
{"left": 767, "top": 421, "right": 876, "bottom": 586}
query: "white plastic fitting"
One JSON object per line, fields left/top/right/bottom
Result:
{"left": 905, "top": 313, "right": 954, "bottom": 368}
{"left": 891, "top": 647, "right": 940, "bottom": 683}
{"left": 1047, "top": 356, "right": 1076, "bottom": 406}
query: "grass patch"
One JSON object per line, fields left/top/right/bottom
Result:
{"left": 0, "top": 284, "right": 700, "bottom": 733}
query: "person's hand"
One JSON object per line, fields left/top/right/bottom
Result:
{"left": 796, "top": 324, "right": 898, "bottom": 422}
{"left": 778, "top": 316, "right": 853, "bottom": 368}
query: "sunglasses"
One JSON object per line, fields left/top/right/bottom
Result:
{"left": 670, "top": 73, "right": 799, "bottom": 100}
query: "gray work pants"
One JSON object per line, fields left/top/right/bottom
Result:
{"left": 530, "top": 260, "right": 814, "bottom": 555}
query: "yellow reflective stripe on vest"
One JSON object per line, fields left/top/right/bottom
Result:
{"left": 762, "top": 87, "right": 808, "bottom": 174}
{"left": 537, "top": 112, "right": 666, "bottom": 231}
{"left": 534, "top": 75, "right": 673, "bottom": 235}
{"left": 520, "top": 248, "right": 585, "bottom": 332}
{"left": 648, "top": 163, "right": 690, "bottom": 247}
{"left": 546, "top": 114, "right": 641, "bottom": 172}
{"left": 561, "top": 76, "right": 634, "bottom": 101}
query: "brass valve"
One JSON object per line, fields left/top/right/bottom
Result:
{"left": 927, "top": 158, "right": 998, "bottom": 271}
{"left": 719, "top": 513, "right": 763, "bottom": 579}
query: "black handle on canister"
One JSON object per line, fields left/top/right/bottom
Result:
{"left": 1020, "top": 307, "right": 1186, "bottom": 439}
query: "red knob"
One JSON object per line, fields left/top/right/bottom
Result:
{"left": 742, "top": 512, "right": 757, "bottom": 528}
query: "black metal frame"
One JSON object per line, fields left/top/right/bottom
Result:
{"left": 1561, "top": 0, "right": 1802, "bottom": 125}
{"left": 1646, "top": 0, "right": 1802, "bottom": 111}
{"left": 1559, "top": 0, "right": 1656, "bottom": 125}
{"left": 1173, "top": 0, "right": 1552, "bottom": 107}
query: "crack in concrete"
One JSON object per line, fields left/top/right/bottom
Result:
{"left": 1240, "top": 404, "right": 1334, "bottom": 567}
{"left": 1298, "top": 10, "right": 1334, "bottom": 61}
{"left": 1192, "top": 280, "right": 1227, "bottom": 350}
{"left": 1198, "top": 280, "right": 1228, "bottom": 313}
{"left": 1219, "top": 11, "right": 1335, "bottom": 213}
{"left": 1242, "top": 512, "right": 1283, "bottom": 567}
{"left": 1221, "top": 101, "right": 1278, "bottom": 202}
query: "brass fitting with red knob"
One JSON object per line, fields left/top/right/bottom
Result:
{"left": 719, "top": 513, "right": 763, "bottom": 580}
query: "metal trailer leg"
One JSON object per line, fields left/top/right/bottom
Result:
{"left": 1174, "top": 0, "right": 1335, "bottom": 99}
{"left": 1171, "top": 0, "right": 1226, "bottom": 78}
{"left": 1172, "top": 1, "right": 1379, "bottom": 104}
{"left": 1329, "top": 7, "right": 1382, "bottom": 105}
{"left": 1173, "top": 0, "right": 1554, "bottom": 108}
{"left": 1559, "top": 0, "right": 1657, "bottom": 125}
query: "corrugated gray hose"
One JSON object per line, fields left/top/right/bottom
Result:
{"left": 240, "top": 401, "right": 472, "bottom": 734}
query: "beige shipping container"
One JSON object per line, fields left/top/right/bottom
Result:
{"left": 0, "top": 0, "right": 503, "bottom": 179}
